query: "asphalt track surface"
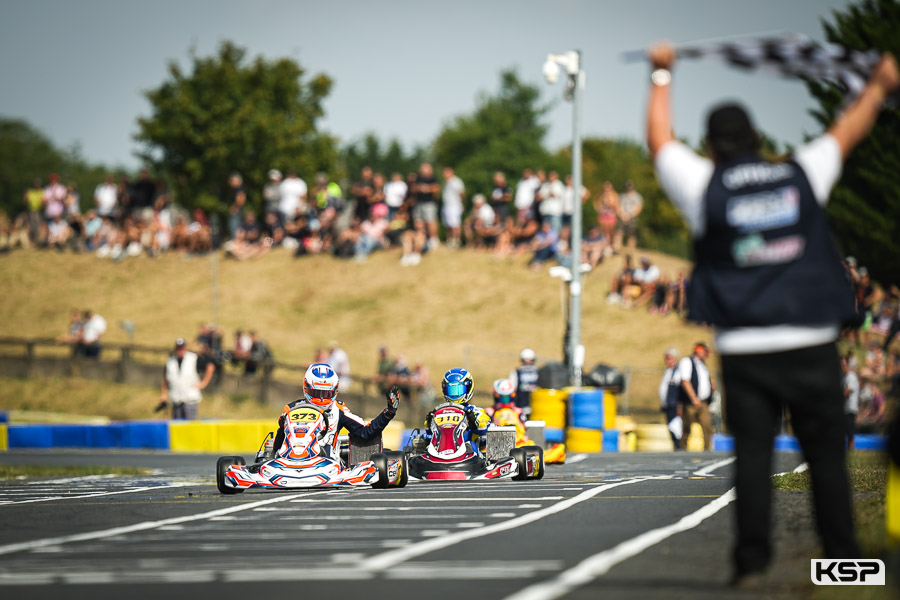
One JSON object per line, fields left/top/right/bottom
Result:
{"left": 0, "top": 449, "right": 813, "bottom": 600}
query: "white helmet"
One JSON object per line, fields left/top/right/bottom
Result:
{"left": 303, "top": 363, "right": 339, "bottom": 407}
{"left": 520, "top": 348, "right": 536, "bottom": 362}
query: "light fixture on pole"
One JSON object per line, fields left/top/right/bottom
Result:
{"left": 543, "top": 50, "right": 585, "bottom": 387}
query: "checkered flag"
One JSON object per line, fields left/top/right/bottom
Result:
{"left": 627, "top": 34, "right": 896, "bottom": 106}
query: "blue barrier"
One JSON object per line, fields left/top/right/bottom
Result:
{"left": 713, "top": 434, "right": 735, "bottom": 452}
{"left": 774, "top": 435, "right": 801, "bottom": 451}
{"left": 0, "top": 411, "right": 8, "bottom": 424}
{"left": 569, "top": 389, "right": 605, "bottom": 430}
{"left": 89, "top": 424, "right": 126, "bottom": 448}
{"left": 123, "top": 422, "right": 169, "bottom": 449}
{"left": 545, "top": 427, "right": 565, "bottom": 443}
{"left": 8, "top": 425, "right": 53, "bottom": 448}
{"left": 602, "top": 429, "right": 619, "bottom": 452}
{"left": 50, "top": 425, "right": 91, "bottom": 448}
{"left": 855, "top": 434, "right": 886, "bottom": 451}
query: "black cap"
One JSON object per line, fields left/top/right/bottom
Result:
{"left": 706, "top": 103, "right": 757, "bottom": 158}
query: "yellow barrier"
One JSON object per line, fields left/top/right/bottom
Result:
{"left": 888, "top": 462, "right": 900, "bottom": 543}
{"left": 169, "top": 421, "right": 219, "bottom": 453}
{"left": 635, "top": 423, "right": 673, "bottom": 452}
{"left": 686, "top": 423, "right": 705, "bottom": 452}
{"left": 566, "top": 427, "right": 602, "bottom": 453}
{"left": 619, "top": 431, "right": 637, "bottom": 453}
{"left": 531, "top": 388, "right": 567, "bottom": 429}
{"left": 0, "top": 424, "right": 7, "bottom": 452}
{"left": 603, "top": 393, "right": 617, "bottom": 430}
{"left": 217, "top": 420, "right": 273, "bottom": 453}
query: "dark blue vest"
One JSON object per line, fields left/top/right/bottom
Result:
{"left": 688, "top": 155, "right": 856, "bottom": 328}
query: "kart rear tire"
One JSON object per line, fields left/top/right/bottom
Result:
{"left": 523, "top": 445, "right": 544, "bottom": 480}
{"left": 384, "top": 450, "right": 409, "bottom": 488}
{"left": 370, "top": 453, "right": 390, "bottom": 489}
{"left": 216, "top": 456, "right": 244, "bottom": 495}
{"left": 510, "top": 448, "right": 528, "bottom": 481}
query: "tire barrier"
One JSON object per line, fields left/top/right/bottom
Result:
{"left": 635, "top": 424, "right": 674, "bottom": 452}
{"left": 0, "top": 424, "right": 7, "bottom": 451}
{"left": 602, "top": 429, "right": 620, "bottom": 452}
{"left": 530, "top": 388, "right": 567, "bottom": 430}
{"left": 712, "top": 433, "right": 735, "bottom": 452}
{"left": 569, "top": 389, "right": 604, "bottom": 430}
{"left": 889, "top": 463, "right": 900, "bottom": 543}
{"left": 565, "top": 427, "right": 602, "bottom": 453}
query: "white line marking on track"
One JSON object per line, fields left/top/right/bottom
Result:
{"left": 359, "top": 478, "right": 649, "bottom": 571}
{"left": 0, "top": 490, "right": 331, "bottom": 557}
{"left": 24, "top": 474, "right": 120, "bottom": 485}
{"left": 0, "top": 482, "right": 195, "bottom": 506}
{"left": 289, "top": 496, "right": 563, "bottom": 502}
{"left": 567, "top": 454, "right": 588, "bottom": 464}
{"left": 502, "top": 487, "right": 737, "bottom": 600}
{"left": 692, "top": 456, "right": 735, "bottom": 477}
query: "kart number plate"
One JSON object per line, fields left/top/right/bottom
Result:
{"left": 434, "top": 413, "right": 464, "bottom": 426}
{"left": 289, "top": 408, "right": 320, "bottom": 422}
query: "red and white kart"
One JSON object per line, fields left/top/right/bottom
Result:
{"left": 216, "top": 403, "right": 407, "bottom": 493}
{"left": 406, "top": 403, "right": 543, "bottom": 481}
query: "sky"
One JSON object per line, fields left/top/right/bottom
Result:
{"left": 0, "top": 0, "right": 854, "bottom": 170}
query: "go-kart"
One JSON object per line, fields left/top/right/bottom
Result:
{"left": 491, "top": 406, "right": 566, "bottom": 465}
{"left": 405, "top": 402, "right": 543, "bottom": 481}
{"left": 216, "top": 403, "right": 407, "bottom": 493}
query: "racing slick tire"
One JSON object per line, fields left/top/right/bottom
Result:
{"left": 384, "top": 450, "right": 409, "bottom": 488}
{"left": 522, "top": 445, "right": 544, "bottom": 480}
{"left": 216, "top": 456, "right": 245, "bottom": 495}
{"left": 370, "top": 453, "right": 390, "bottom": 489}
{"left": 510, "top": 448, "right": 528, "bottom": 481}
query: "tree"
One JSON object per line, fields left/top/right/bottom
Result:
{"left": 433, "top": 70, "right": 559, "bottom": 198}
{"left": 809, "top": 0, "right": 900, "bottom": 284}
{"left": 135, "top": 41, "right": 338, "bottom": 214}
{"left": 340, "top": 133, "right": 427, "bottom": 181}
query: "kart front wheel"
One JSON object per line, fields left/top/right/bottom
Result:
{"left": 510, "top": 448, "right": 528, "bottom": 481}
{"left": 384, "top": 450, "right": 409, "bottom": 488}
{"left": 216, "top": 456, "right": 245, "bottom": 495}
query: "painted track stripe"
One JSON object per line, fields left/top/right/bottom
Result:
{"left": 692, "top": 456, "right": 735, "bottom": 476}
{"left": 359, "top": 478, "right": 649, "bottom": 571}
{"left": 0, "top": 490, "right": 330, "bottom": 556}
{"left": 0, "top": 483, "right": 195, "bottom": 506}
{"left": 502, "top": 488, "right": 737, "bottom": 600}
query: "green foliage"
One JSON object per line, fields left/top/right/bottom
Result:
{"left": 135, "top": 41, "right": 338, "bottom": 214}
{"left": 433, "top": 70, "right": 557, "bottom": 198}
{"left": 809, "top": 0, "right": 900, "bottom": 284}
{"left": 572, "top": 138, "right": 689, "bottom": 256}
{"left": 340, "top": 133, "right": 427, "bottom": 180}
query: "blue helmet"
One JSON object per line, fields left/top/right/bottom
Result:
{"left": 442, "top": 368, "right": 474, "bottom": 404}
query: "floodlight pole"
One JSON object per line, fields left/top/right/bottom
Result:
{"left": 545, "top": 50, "right": 584, "bottom": 387}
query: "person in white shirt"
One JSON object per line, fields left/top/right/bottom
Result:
{"left": 675, "top": 342, "right": 715, "bottom": 451}
{"left": 278, "top": 171, "right": 308, "bottom": 224}
{"left": 658, "top": 347, "right": 682, "bottom": 449}
{"left": 326, "top": 341, "right": 351, "bottom": 386}
{"left": 841, "top": 356, "right": 860, "bottom": 449}
{"left": 441, "top": 167, "right": 465, "bottom": 248}
{"left": 78, "top": 309, "right": 107, "bottom": 358}
{"left": 94, "top": 175, "right": 118, "bottom": 218}
{"left": 159, "top": 338, "right": 215, "bottom": 420}
{"left": 383, "top": 172, "right": 408, "bottom": 220}
{"left": 646, "top": 41, "right": 898, "bottom": 584}
{"left": 514, "top": 168, "right": 540, "bottom": 217}
{"left": 538, "top": 170, "right": 565, "bottom": 233}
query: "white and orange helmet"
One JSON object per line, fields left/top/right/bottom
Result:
{"left": 303, "top": 363, "right": 339, "bottom": 407}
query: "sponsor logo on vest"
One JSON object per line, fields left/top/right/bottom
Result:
{"left": 722, "top": 162, "right": 794, "bottom": 190}
{"left": 726, "top": 186, "right": 800, "bottom": 232}
{"left": 732, "top": 233, "right": 805, "bottom": 268}
{"left": 810, "top": 559, "right": 884, "bottom": 585}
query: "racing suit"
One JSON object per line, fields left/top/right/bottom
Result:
{"left": 272, "top": 393, "right": 397, "bottom": 459}
{"left": 425, "top": 403, "right": 491, "bottom": 454}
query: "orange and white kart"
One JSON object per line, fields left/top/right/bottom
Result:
{"left": 216, "top": 403, "right": 407, "bottom": 493}
{"left": 490, "top": 406, "right": 566, "bottom": 465}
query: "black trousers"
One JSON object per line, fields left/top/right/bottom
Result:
{"left": 721, "top": 342, "right": 859, "bottom": 574}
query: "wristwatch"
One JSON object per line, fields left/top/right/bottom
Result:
{"left": 651, "top": 68, "right": 672, "bottom": 86}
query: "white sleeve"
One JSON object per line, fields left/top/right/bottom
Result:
{"left": 675, "top": 357, "right": 691, "bottom": 382}
{"left": 654, "top": 141, "right": 714, "bottom": 237}
{"left": 793, "top": 134, "right": 842, "bottom": 206}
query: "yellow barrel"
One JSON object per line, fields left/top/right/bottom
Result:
{"left": 603, "top": 392, "right": 617, "bottom": 430}
{"left": 635, "top": 423, "right": 674, "bottom": 452}
{"left": 686, "top": 423, "right": 705, "bottom": 452}
{"left": 530, "top": 388, "right": 567, "bottom": 429}
{"left": 566, "top": 427, "right": 602, "bottom": 453}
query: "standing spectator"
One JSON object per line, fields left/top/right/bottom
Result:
{"left": 375, "top": 346, "right": 396, "bottom": 394}
{"left": 23, "top": 178, "right": 44, "bottom": 245}
{"left": 43, "top": 173, "right": 66, "bottom": 229}
{"left": 326, "top": 340, "right": 351, "bottom": 386}
{"left": 351, "top": 166, "right": 375, "bottom": 223}
{"left": 509, "top": 348, "right": 539, "bottom": 414}
{"left": 383, "top": 172, "right": 408, "bottom": 220}
{"left": 231, "top": 329, "right": 252, "bottom": 365}
{"left": 490, "top": 171, "right": 513, "bottom": 226}
{"left": 413, "top": 162, "right": 440, "bottom": 250}
{"left": 617, "top": 180, "right": 643, "bottom": 252}
{"left": 78, "top": 309, "right": 107, "bottom": 358}
{"left": 563, "top": 173, "right": 590, "bottom": 231}
{"left": 225, "top": 172, "right": 247, "bottom": 239}
{"left": 94, "top": 174, "right": 118, "bottom": 219}
{"left": 646, "top": 43, "right": 898, "bottom": 582}
{"left": 659, "top": 347, "right": 682, "bottom": 449}
{"left": 128, "top": 169, "right": 156, "bottom": 215}
{"left": 441, "top": 166, "right": 465, "bottom": 248}
{"left": 263, "top": 169, "right": 282, "bottom": 218}
{"left": 841, "top": 355, "right": 860, "bottom": 449}
{"left": 159, "top": 337, "right": 215, "bottom": 420}
{"left": 595, "top": 181, "right": 619, "bottom": 250}
{"left": 515, "top": 168, "right": 540, "bottom": 219}
{"left": 279, "top": 170, "right": 308, "bottom": 225}
{"left": 245, "top": 330, "right": 274, "bottom": 376}
{"left": 538, "top": 170, "right": 565, "bottom": 233}
{"left": 676, "top": 342, "right": 715, "bottom": 451}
